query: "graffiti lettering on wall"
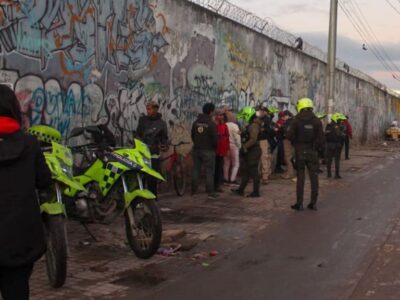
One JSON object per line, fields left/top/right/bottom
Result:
{"left": 0, "top": 0, "right": 168, "bottom": 79}
{"left": 1, "top": 68, "right": 182, "bottom": 143}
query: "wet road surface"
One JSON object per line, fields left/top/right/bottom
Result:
{"left": 132, "top": 156, "right": 400, "bottom": 300}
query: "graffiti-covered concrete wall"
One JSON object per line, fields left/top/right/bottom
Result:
{"left": 0, "top": 0, "right": 398, "bottom": 144}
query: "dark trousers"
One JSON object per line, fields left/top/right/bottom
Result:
{"left": 295, "top": 149, "right": 319, "bottom": 205}
{"left": 275, "top": 140, "right": 284, "bottom": 171}
{"left": 147, "top": 158, "right": 160, "bottom": 198}
{"left": 0, "top": 264, "right": 33, "bottom": 300}
{"left": 214, "top": 155, "right": 224, "bottom": 189}
{"left": 192, "top": 150, "right": 215, "bottom": 194}
{"left": 239, "top": 147, "right": 261, "bottom": 194}
{"left": 326, "top": 143, "right": 342, "bottom": 175}
{"left": 342, "top": 136, "right": 350, "bottom": 159}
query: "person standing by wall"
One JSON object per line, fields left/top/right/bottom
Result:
{"left": 224, "top": 114, "right": 241, "bottom": 186}
{"left": 214, "top": 110, "right": 230, "bottom": 192}
{"left": 0, "top": 84, "right": 52, "bottom": 300}
{"left": 232, "top": 106, "right": 262, "bottom": 198}
{"left": 136, "top": 101, "right": 168, "bottom": 198}
{"left": 191, "top": 103, "right": 219, "bottom": 199}
{"left": 281, "top": 110, "right": 295, "bottom": 179}
{"left": 274, "top": 111, "right": 286, "bottom": 174}
{"left": 256, "top": 105, "right": 274, "bottom": 185}
{"left": 325, "top": 113, "right": 346, "bottom": 179}
{"left": 287, "top": 98, "right": 324, "bottom": 211}
{"left": 342, "top": 115, "right": 353, "bottom": 160}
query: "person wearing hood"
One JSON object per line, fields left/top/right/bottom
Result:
{"left": 232, "top": 106, "right": 262, "bottom": 198}
{"left": 0, "top": 84, "right": 52, "bottom": 299}
{"left": 136, "top": 101, "right": 168, "bottom": 198}
{"left": 191, "top": 103, "right": 219, "bottom": 199}
{"left": 287, "top": 98, "right": 324, "bottom": 211}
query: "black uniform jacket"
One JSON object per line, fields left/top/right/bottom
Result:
{"left": 137, "top": 113, "right": 168, "bottom": 155}
{"left": 0, "top": 130, "right": 52, "bottom": 267}
{"left": 287, "top": 110, "right": 324, "bottom": 151}
{"left": 191, "top": 114, "right": 218, "bottom": 151}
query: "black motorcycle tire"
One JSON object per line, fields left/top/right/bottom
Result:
{"left": 172, "top": 155, "right": 186, "bottom": 196}
{"left": 125, "top": 197, "right": 162, "bottom": 259}
{"left": 44, "top": 214, "right": 68, "bottom": 288}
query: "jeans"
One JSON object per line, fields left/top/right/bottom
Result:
{"left": 0, "top": 264, "right": 33, "bottom": 300}
{"left": 191, "top": 149, "right": 216, "bottom": 194}
{"left": 224, "top": 144, "right": 240, "bottom": 182}
{"left": 282, "top": 139, "right": 294, "bottom": 178}
{"left": 259, "top": 140, "right": 272, "bottom": 182}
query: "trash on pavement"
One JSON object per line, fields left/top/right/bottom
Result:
{"left": 209, "top": 250, "right": 218, "bottom": 257}
{"left": 157, "top": 244, "right": 182, "bottom": 257}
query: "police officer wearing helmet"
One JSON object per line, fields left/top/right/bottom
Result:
{"left": 287, "top": 98, "right": 324, "bottom": 210}
{"left": 232, "top": 106, "right": 262, "bottom": 198}
{"left": 325, "top": 112, "right": 346, "bottom": 179}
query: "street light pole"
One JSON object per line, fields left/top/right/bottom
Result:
{"left": 326, "top": 0, "right": 338, "bottom": 121}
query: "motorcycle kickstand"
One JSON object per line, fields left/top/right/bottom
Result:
{"left": 80, "top": 222, "right": 98, "bottom": 242}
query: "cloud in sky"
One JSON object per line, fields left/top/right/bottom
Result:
{"left": 299, "top": 32, "right": 400, "bottom": 89}
{"left": 227, "top": 0, "right": 400, "bottom": 89}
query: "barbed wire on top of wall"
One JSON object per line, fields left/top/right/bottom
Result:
{"left": 186, "top": 0, "right": 388, "bottom": 93}
{"left": 187, "top": 0, "right": 310, "bottom": 52}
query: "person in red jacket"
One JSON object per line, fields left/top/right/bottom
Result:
{"left": 342, "top": 116, "right": 353, "bottom": 160}
{"left": 214, "top": 111, "right": 230, "bottom": 192}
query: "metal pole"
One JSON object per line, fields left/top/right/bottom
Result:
{"left": 326, "top": 0, "right": 338, "bottom": 122}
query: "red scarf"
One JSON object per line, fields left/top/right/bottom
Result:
{"left": 0, "top": 116, "right": 21, "bottom": 135}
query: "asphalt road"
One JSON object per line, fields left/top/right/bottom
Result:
{"left": 138, "top": 156, "right": 400, "bottom": 300}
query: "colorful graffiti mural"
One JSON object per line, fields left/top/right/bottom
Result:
{"left": 0, "top": 0, "right": 396, "bottom": 144}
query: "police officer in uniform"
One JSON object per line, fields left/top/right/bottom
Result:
{"left": 287, "top": 98, "right": 324, "bottom": 211}
{"left": 191, "top": 103, "right": 219, "bottom": 199}
{"left": 325, "top": 113, "right": 346, "bottom": 179}
{"left": 232, "top": 106, "right": 262, "bottom": 198}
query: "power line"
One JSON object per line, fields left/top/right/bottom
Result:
{"left": 338, "top": 0, "right": 400, "bottom": 80}
{"left": 345, "top": 0, "right": 400, "bottom": 74}
{"left": 385, "top": 0, "right": 400, "bottom": 15}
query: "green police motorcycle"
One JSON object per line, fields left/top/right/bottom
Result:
{"left": 28, "top": 125, "right": 86, "bottom": 288}
{"left": 64, "top": 125, "right": 164, "bottom": 259}
{"left": 29, "top": 125, "right": 164, "bottom": 288}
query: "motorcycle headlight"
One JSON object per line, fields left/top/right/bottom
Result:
{"left": 143, "top": 157, "right": 152, "bottom": 168}
{"left": 60, "top": 161, "right": 74, "bottom": 178}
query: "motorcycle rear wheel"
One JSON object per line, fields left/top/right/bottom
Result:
{"left": 125, "top": 197, "right": 162, "bottom": 259}
{"left": 44, "top": 214, "right": 68, "bottom": 288}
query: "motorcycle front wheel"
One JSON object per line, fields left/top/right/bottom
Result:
{"left": 124, "top": 197, "right": 162, "bottom": 259}
{"left": 43, "top": 214, "right": 68, "bottom": 288}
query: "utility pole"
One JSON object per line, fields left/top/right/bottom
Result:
{"left": 326, "top": 0, "right": 338, "bottom": 121}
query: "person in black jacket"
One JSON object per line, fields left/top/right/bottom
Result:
{"left": 287, "top": 98, "right": 324, "bottom": 211}
{"left": 136, "top": 101, "right": 168, "bottom": 198}
{"left": 191, "top": 103, "right": 219, "bottom": 199}
{"left": 325, "top": 113, "right": 346, "bottom": 179}
{"left": 0, "top": 84, "right": 52, "bottom": 300}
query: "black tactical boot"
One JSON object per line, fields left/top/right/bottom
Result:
{"left": 291, "top": 203, "right": 304, "bottom": 211}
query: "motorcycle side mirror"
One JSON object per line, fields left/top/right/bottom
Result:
{"left": 69, "top": 127, "right": 84, "bottom": 139}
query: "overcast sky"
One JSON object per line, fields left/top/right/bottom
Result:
{"left": 228, "top": 0, "right": 400, "bottom": 90}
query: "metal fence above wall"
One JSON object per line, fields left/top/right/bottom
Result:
{"left": 187, "top": 0, "right": 305, "bottom": 50}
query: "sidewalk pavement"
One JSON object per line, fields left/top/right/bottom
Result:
{"left": 29, "top": 141, "right": 400, "bottom": 300}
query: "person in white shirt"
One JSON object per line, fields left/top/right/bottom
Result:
{"left": 224, "top": 114, "right": 241, "bottom": 185}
